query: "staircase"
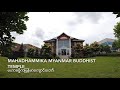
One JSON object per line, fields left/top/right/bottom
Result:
{"left": 59, "top": 55, "right": 69, "bottom": 59}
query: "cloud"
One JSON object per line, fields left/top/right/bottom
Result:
{"left": 83, "top": 32, "right": 115, "bottom": 45}
{"left": 32, "top": 40, "right": 40, "bottom": 46}
{"left": 73, "top": 12, "right": 104, "bottom": 24}
{"left": 13, "top": 12, "right": 120, "bottom": 48}
{"left": 35, "top": 27, "right": 45, "bottom": 40}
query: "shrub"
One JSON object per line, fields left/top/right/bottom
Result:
{"left": 98, "top": 52, "right": 120, "bottom": 57}
{"left": 27, "top": 48, "right": 35, "bottom": 58}
{"left": 8, "top": 51, "right": 19, "bottom": 59}
{"left": 54, "top": 56, "right": 60, "bottom": 59}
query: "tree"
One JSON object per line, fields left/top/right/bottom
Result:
{"left": 113, "top": 22, "right": 120, "bottom": 39}
{"left": 40, "top": 43, "right": 52, "bottom": 59}
{"left": 113, "top": 22, "right": 120, "bottom": 48}
{"left": 0, "top": 12, "right": 29, "bottom": 56}
{"left": 90, "top": 41, "right": 100, "bottom": 56}
{"left": 83, "top": 44, "right": 88, "bottom": 56}
{"left": 72, "top": 43, "right": 84, "bottom": 58}
{"left": 112, "top": 41, "right": 117, "bottom": 51}
{"left": 34, "top": 48, "right": 39, "bottom": 58}
{"left": 0, "top": 44, "right": 12, "bottom": 57}
{"left": 83, "top": 44, "right": 92, "bottom": 57}
{"left": 113, "top": 12, "right": 120, "bottom": 50}
{"left": 113, "top": 12, "right": 120, "bottom": 18}
{"left": 99, "top": 44, "right": 105, "bottom": 53}
{"left": 18, "top": 43, "right": 25, "bottom": 57}
{"left": 112, "top": 40, "right": 120, "bottom": 50}
{"left": 104, "top": 45, "right": 111, "bottom": 54}
{"left": 27, "top": 48, "right": 35, "bottom": 58}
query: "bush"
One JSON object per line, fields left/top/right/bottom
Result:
{"left": 98, "top": 52, "right": 120, "bottom": 57}
{"left": 54, "top": 56, "right": 60, "bottom": 59}
{"left": 71, "top": 54, "right": 74, "bottom": 58}
{"left": 27, "top": 48, "right": 35, "bottom": 58}
{"left": 52, "top": 53, "right": 56, "bottom": 57}
{"left": 8, "top": 51, "right": 19, "bottom": 59}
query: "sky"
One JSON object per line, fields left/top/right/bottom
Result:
{"left": 12, "top": 12, "right": 120, "bottom": 48}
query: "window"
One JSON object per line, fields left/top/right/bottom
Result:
{"left": 64, "top": 40, "right": 69, "bottom": 48}
{"left": 58, "top": 40, "right": 69, "bottom": 48}
{"left": 58, "top": 40, "right": 63, "bottom": 48}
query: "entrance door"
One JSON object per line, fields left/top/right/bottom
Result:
{"left": 61, "top": 49, "right": 66, "bottom": 55}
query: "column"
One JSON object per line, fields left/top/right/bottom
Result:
{"left": 56, "top": 39, "right": 58, "bottom": 55}
{"left": 69, "top": 38, "right": 71, "bottom": 56}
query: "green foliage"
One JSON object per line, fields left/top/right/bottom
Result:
{"left": 90, "top": 41, "right": 100, "bottom": 55}
{"left": 99, "top": 44, "right": 105, "bottom": 52}
{"left": 34, "top": 48, "right": 39, "bottom": 58}
{"left": 112, "top": 40, "right": 119, "bottom": 50}
{"left": 0, "top": 12, "right": 29, "bottom": 57}
{"left": 27, "top": 48, "right": 35, "bottom": 58}
{"left": 104, "top": 45, "right": 111, "bottom": 53}
{"left": 83, "top": 42, "right": 101, "bottom": 57}
{"left": 18, "top": 43, "right": 25, "bottom": 58}
{"left": 113, "top": 22, "right": 120, "bottom": 48}
{"left": 99, "top": 44, "right": 111, "bottom": 54}
{"left": 113, "top": 22, "right": 120, "bottom": 39}
{"left": 1, "top": 45, "right": 12, "bottom": 57}
{"left": 54, "top": 56, "right": 60, "bottom": 59}
{"left": 40, "top": 44, "right": 52, "bottom": 59}
{"left": 98, "top": 52, "right": 120, "bottom": 57}
{"left": 8, "top": 51, "right": 19, "bottom": 59}
{"left": 117, "top": 39, "right": 120, "bottom": 47}
{"left": 83, "top": 44, "right": 93, "bottom": 57}
{"left": 71, "top": 41, "right": 113, "bottom": 58}
{"left": 72, "top": 43, "right": 84, "bottom": 58}
{"left": 113, "top": 14, "right": 120, "bottom": 49}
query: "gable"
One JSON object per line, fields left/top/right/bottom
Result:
{"left": 57, "top": 33, "right": 70, "bottom": 40}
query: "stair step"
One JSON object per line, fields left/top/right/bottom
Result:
{"left": 59, "top": 55, "right": 69, "bottom": 59}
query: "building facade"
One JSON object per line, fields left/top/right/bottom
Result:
{"left": 44, "top": 33, "right": 85, "bottom": 57}
{"left": 98, "top": 38, "right": 120, "bottom": 52}
{"left": 98, "top": 38, "right": 115, "bottom": 51}
{"left": 98, "top": 38, "right": 115, "bottom": 47}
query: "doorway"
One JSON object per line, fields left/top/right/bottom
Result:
{"left": 61, "top": 49, "right": 66, "bottom": 55}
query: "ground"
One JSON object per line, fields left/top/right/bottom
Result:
{"left": 0, "top": 56, "right": 120, "bottom": 78}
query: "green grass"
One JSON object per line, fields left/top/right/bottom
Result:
{"left": 0, "top": 56, "right": 120, "bottom": 78}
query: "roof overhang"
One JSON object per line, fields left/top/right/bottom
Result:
{"left": 44, "top": 32, "right": 85, "bottom": 42}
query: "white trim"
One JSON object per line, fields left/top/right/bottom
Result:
{"left": 56, "top": 39, "right": 58, "bottom": 55}
{"left": 69, "top": 38, "right": 71, "bottom": 56}
{"left": 56, "top": 38, "right": 71, "bottom": 56}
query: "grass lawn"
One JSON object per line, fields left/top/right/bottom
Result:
{"left": 0, "top": 56, "right": 120, "bottom": 78}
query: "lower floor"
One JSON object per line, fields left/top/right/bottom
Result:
{"left": 58, "top": 48, "right": 71, "bottom": 56}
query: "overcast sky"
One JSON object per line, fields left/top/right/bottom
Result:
{"left": 12, "top": 12, "right": 120, "bottom": 48}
